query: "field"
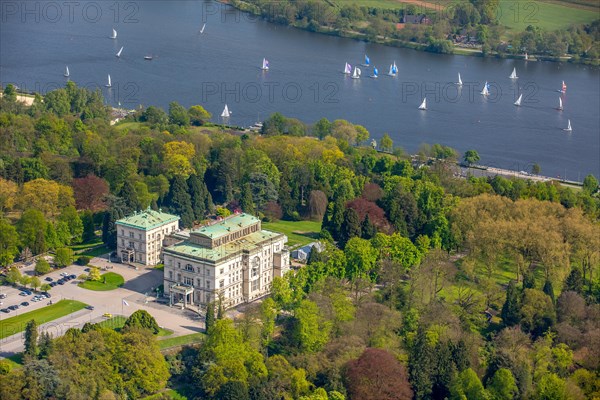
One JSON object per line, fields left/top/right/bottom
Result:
{"left": 78, "top": 272, "right": 124, "bottom": 291}
{"left": 497, "top": 0, "right": 598, "bottom": 31}
{"left": 158, "top": 333, "right": 205, "bottom": 350}
{"left": 0, "top": 300, "right": 87, "bottom": 340}
{"left": 262, "top": 220, "right": 322, "bottom": 248}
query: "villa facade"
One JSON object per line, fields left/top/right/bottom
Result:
{"left": 162, "top": 213, "right": 289, "bottom": 309}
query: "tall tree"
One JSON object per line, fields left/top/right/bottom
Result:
{"left": 486, "top": 368, "right": 518, "bottom": 400}
{"left": 542, "top": 279, "right": 555, "bottom": 303}
{"left": 339, "top": 208, "right": 361, "bottom": 247}
{"left": 501, "top": 280, "right": 520, "bottom": 327}
{"left": 118, "top": 181, "right": 141, "bottom": 214}
{"left": 24, "top": 320, "right": 39, "bottom": 358}
{"left": 72, "top": 175, "right": 109, "bottom": 211}
{"left": 409, "top": 326, "right": 434, "bottom": 400}
{"left": 123, "top": 310, "right": 160, "bottom": 334}
{"left": 563, "top": 268, "right": 583, "bottom": 294}
{"left": 187, "top": 174, "right": 207, "bottom": 221}
{"left": 17, "top": 209, "right": 47, "bottom": 255}
{"left": 361, "top": 214, "right": 377, "bottom": 239}
{"left": 165, "top": 176, "right": 194, "bottom": 228}
{"left": 0, "top": 219, "right": 19, "bottom": 267}
{"left": 205, "top": 302, "right": 215, "bottom": 332}
{"left": 240, "top": 182, "right": 255, "bottom": 215}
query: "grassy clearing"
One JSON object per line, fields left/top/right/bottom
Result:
{"left": 79, "top": 244, "right": 111, "bottom": 258}
{"left": 262, "top": 220, "right": 322, "bottom": 248}
{"left": 78, "top": 272, "right": 124, "bottom": 291}
{"left": 96, "top": 315, "right": 174, "bottom": 336}
{"left": 0, "top": 300, "right": 87, "bottom": 339}
{"left": 1, "top": 353, "right": 24, "bottom": 369}
{"left": 158, "top": 333, "right": 205, "bottom": 350}
{"left": 498, "top": 0, "right": 598, "bottom": 31}
{"left": 143, "top": 389, "right": 188, "bottom": 400}
{"left": 69, "top": 236, "right": 103, "bottom": 252}
{"left": 114, "top": 121, "right": 143, "bottom": 131}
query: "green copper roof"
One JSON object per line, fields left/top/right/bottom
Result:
{"left": 163, "top": 230, "right": 284, "bottom": 263}
{"left": 191, "top": 213, "right": 260, "bottom": 240}
{"left": 116, "top": 209, "right": 180, "bottom": 230}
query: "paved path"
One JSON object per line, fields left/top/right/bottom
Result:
{"left": 0, "top": 259, "right": 204, "bottom": 358}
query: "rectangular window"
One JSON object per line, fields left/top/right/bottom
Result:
{"left": 251, "top": 279, "right": 259, "bottom": 292}
{"left": 169, "top": 271, "right": 173, "bottom": 279}
{"left": 206, "top": 281, "right": 210, "bottom": 289}
{"left": 185, "top": 264, "right": 194, "bottom": 272}
{"left": 220, "top": 268, "right": 224, "bottom": 275}
{"left": 120, "top": 229, "right": 124, "bottom": 236}
{"left": 129, "top": 232, "right": 134, "bottom": 238}
{"left": 220, "top": 280, "right": 224, "bottom": 288}
{"left": 184, "top": 276, "right": 193, "bottom": 286}
{"left": 139, "top": 233, "right": 142, "bottom": 240}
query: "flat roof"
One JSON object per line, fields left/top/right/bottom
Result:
{"left": 164, "top": 230, "right": 283, "bottom": 263}
{"left": 191, "top": 213, "right": 260, "bottom": 240}
{"left": 116, "top": 209, "right": 180, "bottom": 230}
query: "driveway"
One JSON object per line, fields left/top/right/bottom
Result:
{"left": 0, "top": 258, "right": 204, "bottom": 358}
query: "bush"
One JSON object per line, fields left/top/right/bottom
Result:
{"left": 76, "top": 256, "right": 92, "bottom": 266}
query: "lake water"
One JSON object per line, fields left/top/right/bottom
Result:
{"left": 1, "top": 0, "right": 599, "bottom": 179}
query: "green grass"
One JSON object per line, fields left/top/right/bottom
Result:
{"left": 143, "top": 389, "right": 188, "bottom": 400}
{"left": 498, "top": 0, "right": 598, "bottom": 31}
{"left": 69, "top": 236, "right": 103, "bottom": 252}
{"left": 114, "top": 121, "right": 143, "bottom": 131}
{"left": 78, "top": 272, "right": 124, "bottom": 291}
{"left": 0, "top": 300, "right": 87, "bottom": 339}
{"left": 95, "top": 315, "right": 173, "bottom": 336}
{"left": 80, "top": 244, "right": 111, "bottom": 258}
{"left": 1, "top": 353, "right": 24, "bottom": 369}
{"left": 158, "top": 333, "right": 205, "bottom": 350}
{"left": 262, "top": 220, "right": 322, "bottom": 248}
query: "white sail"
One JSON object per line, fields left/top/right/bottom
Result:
{"left": 261, "top": 58, "right": 269, "bottom": 70}
{"left": 514, "top": 94, "right": 522, "bottom": 106}
{"left": 351, "top": 66, "right": 361, "bottom": 79}
{"left": 116, "top": 46, "right": 123, "bottom": 57}
{"left": 524, "top": 53, "right": 528, "bottom": 60}
{"left": 558, "top": 97, "right": 563, "bottom": 110}
{"left": 106, "top": 74, "right": 112, "bottom": 88}
{"left": 344, "top": 62, "right": 352, "bottom": 74}
{"left": 110, "top": 28, "right": 117, "bottom": 39}
{"left": 560, "top": 81, "right": 567, "bottom": 93}
{"left": 457, "top": 72, "right": 462, "bottom": 86}
{"left": 419, "top": 97, "right": 427, "bottom": 110}
{"left": 64, "top": 66, "right": 70, "bottom": 77}
{"left": 221, "top": 104, "right": 230, "bottom": 118}
{"left": 200, "top": 23, "right": 206, "bottom": 34}
{"left": 510, "top": 67, "right": 518, "bottom": 79}
{"left": 564, "top": 119, "right": 572, "bottom": 132}
{"left": 481, "top": 81, "right": 489, "bottom": 96}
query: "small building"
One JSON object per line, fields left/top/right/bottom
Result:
{"left": 163, "top": 213, "right": 289, "bottom": 310}
{"left": 116, "top": 208, "right": 180, "bottom": 266}
{"left": 291, "top": 242, "right": 325, "bottom": 262}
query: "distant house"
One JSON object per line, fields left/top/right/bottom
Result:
{"left": 291, "top": 242, "right": 325, "bottom": 262}
{"left": 401, "top": 15, "right": 431, "bottom": 25}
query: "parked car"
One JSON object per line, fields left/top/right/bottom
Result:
{"left": 103, "top": 313, "right": 112, "bottom": 318}
{"left": 44, "top": 277, "right": 53, "bottom": 282}
{"left": 85, "top": 305, "right": 95, "bottom": 310}
{"left": 57, "top": 280, "right": 65, "bottom": 285}
{"left": 0, "top": 308, "right": 9, "bottom": 313}
{"left": 49, "top": 282, "right": 57, "bottom": 287}
{"left": 42, "top": 292, "right": 51, "bottom": 298}
{"left": 24, "top": 290, "right": 32, "bottom": 295}
{"left": 0, "top": 293, "right": 7, "bottom": 299}
{"left": 19, "top": 292, "right": 27, "bottom": 296}
{"left": 21, "top": 302, "right": 29, "bottom": 307}
{"left": 8, "top": 305, "right": 19, "bottom": 310}
{"left": 69, "top": 274, "right": 76, "bottom": 279}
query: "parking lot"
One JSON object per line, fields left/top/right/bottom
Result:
{"left": 1, "top": 258, "right": 203, "bottom": 357}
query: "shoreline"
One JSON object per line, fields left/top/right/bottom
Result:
{"left": 219, "top": 0, "right": 598, "bottom": 66}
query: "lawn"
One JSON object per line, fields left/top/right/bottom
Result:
{"left": 96, "top": 315, "right": 174, "bottom": 336}
{"left": 80, "top": 244, "right": 111, "bottom": 258}
{"left": 498, "top": 0, "right": 598, "bottom": 31}
{"left": 143, "top": 389, "right": 188, "bottom": 400}
{"left": 78, "top": 272, "right": 124, "bottom": 291}
{"left": 69, "top": 236, "right": 103, "bottom": 252}
{"left": 1, "top": 353, "right": 24, "bottom": 369}
{"left": 262, "top": 220, "right": 322, "bottom": 248}
{"left": 0, "top": 300, "right": 87, "bottom": 339}
{"left": 158, "top": 333, "right": 205, "bottom": 350}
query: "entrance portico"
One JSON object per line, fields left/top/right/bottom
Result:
{"left": 169, "top": 284, "right": 194, "bottom": 308}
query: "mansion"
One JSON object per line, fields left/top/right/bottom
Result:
{"left": 162, "top": 213, "right": 289, "bottom": 310}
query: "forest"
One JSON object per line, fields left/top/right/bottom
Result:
{"left": 228, "top": 0, "right": 600, "bottom": 62}
{"left": 0, "top": 82, "right": 599, "bottom": 399}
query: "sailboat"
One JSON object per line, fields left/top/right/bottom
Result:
{"left": 200, "top": 23, "right": 206, "bottom": 34}
{"left": 524, "top": 53, "right": 528, "bottom": 60}
{"left": 221, "top": 104, "right": 231, "bottom": 118}
{"left": 514, "top": 94, "right": 523, "bottom": 107}
{"left": 418, "top": 97, "right": 427, "bottom": 110}
{"left": 363, "top": 54, "right": 370, "bottom": 67}
{"left": 481, "top": 81, "right": 490, "bottom": 96}
{"left": 351, "top": 66, "right": 362, "bottom": 79}
{"left": 557, "top": 97, "right": 563, "bottom": 111}
{"left": 343, "top": 62, "right": 352, "bottom": 75}
{"left": 558, "top": 81, "right": 567, "bottom": 93}
{"left": 370, "top": 67, "right": 379, "bottom": 78}
{"left": 387, "top": 62, "right": 398, "bottom": 76}
{"left": 261, "top": 58, "right": 269, "bottom": 71}
{"left": 509, "top": 67, "right": 518, "bottom": 79}
{"left": 105, "top": 74, "right": 112, "bottom": 88}
{"left": 64, "top": 66, "right": 70, "bottom": 77}
{"left": 456, "top": 72, "right": 463, "bottom": 86}
{"left": 116, "top": 46, "right": 123, "bottom": 58}
{"left": 110, "top": 28, "right": 117, "bottom": 39}
{"left": 564, "top": 119, "right": 572, "bottom": 132}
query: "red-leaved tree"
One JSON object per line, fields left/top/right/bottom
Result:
{"left": 344, "top": 348, "right": 413, "bottom": 400}
{"left": 362, "top": 182, "right": 384, "bottom": 202}
{"left": 346, "top": 198, "right": 392, "bottom": 233}
{"left": 72, "top": 174, "right": 109, "bottom": 212}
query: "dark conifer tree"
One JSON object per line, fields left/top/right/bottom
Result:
{"left": 240, "top": 182, "right": 255, "bottom": 214}
{"left": 522, "top": 269, "right": 536, "bottom": 289}
{"left": 339, "top": 208, "right": 361, "bottom": 247}
{"left": 188, "top": 174, "right": 207, "bottom": 220}
{"left": 432, "top": 341, "right": 457, "bottom": 400}
{"left": 329, "top": 197, "right": 345, "bottom": 241}
{"left": 205, "top": 302, "right": 215, "bottom": 333}
{"left": 409, "top": 326, "right": 434, "bottom": 400}
{"left": 501, "top": 280, "right": 521, "bottom": 327}
{"left": 166, "top": 176, "right": 194, "bottom": 228}
{"left": 118, "top": 180, "right": 141, "bottom": 214}
{"left": 361, "top": 214, "right": 377, "bottom": 239}
{"left": 543, "top": 279, "right": 555, "bottom": 303}
{"left": 24, "top": 319, "right": 39, "bottom": 358}
{"left": 564, "top": 268, "right": 583, "bottom": 294}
